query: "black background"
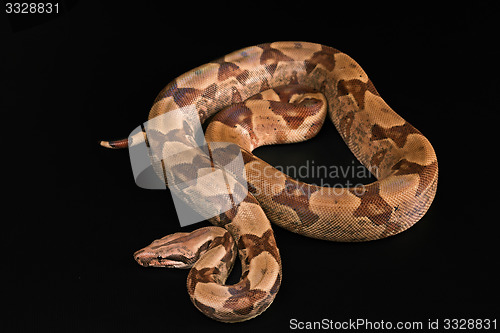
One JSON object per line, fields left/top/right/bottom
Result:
{"left": 4, "top": 2, "right": 498, "bottom": 332}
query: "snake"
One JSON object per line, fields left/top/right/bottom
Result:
{"left": 100, "top": 42, "right": 438, "bottom": 322}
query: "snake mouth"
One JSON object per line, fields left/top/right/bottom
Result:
{"left": 154, "top": 256, "right": 186, "bottom": 268}
{"left": 133, "top": 249, "right": 190, "bottom": 268}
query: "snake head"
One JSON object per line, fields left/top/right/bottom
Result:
{"left": 133, "top": 232, "right": 196, "bottom": 268}
{"left": 134, "top": 228, "right": 218, "bottom": 268}
{"left": 134, "top": 232, "right": 196, "bottom": 268}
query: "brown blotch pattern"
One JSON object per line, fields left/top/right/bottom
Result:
{"left": 257, "top": 44, "right": 294, "bottom": 76}
{"left": 231, "top": 86, "right": 243, "bottom": 103}
{"left": 188, "top": 266, "right": 221, "bottom": 293}
{"left": 370, "top": 122, "right": 421, "bottom": 148}
{"left": 392, "top": 159, "right": 438, "bottom": 197}
{"left": 349, "top": 183, "right": 393, "bottom": 227}
{"left": 223, "top": 279, "right": 267, "bottom": 315}
{"left": 370, "top": 149, "right": 388, "bottom": 170}
{"left": 269, "top": 272, "right": 281, "bottom": 295}
{"left": 339, "top": 111, "right": 355, "bottom": 140}
{"left": 241, "top": 149, "right": 258, "bottom": 165}
{"left": 273, "top": 84, "right": 317, "bottom": 102}
{"left": 214, "top": 60, "right": 249, "bottom": 85}
{"left": 259, "top": 77, "right": 271, "bottom": 92}
{"left": 212, "top": 232, "right": 236, "bottom": 271}
{"left": 202, "top": 83, "right": 218, "bottom": 100}
{"left": 268, "top": 99, "right": 322, "bottom": 130}
{"left": 304, "top": 45, "right": 339, "bottom": 74}
{"left": 155, "top": 81, "right": 202, "bottom": 107}
{"left": 237, "top": 229, "right": 280, "bottom": 263}
{"left": 272, "top": 179, "right": 320, "bottom": 228}
{"left": 337, "top": 79, "right": 379, "bottom": 110}
{"left": 212, "top": 103, "right": 258, "bottom": 146}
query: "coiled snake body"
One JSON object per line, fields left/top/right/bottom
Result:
{"left": 101, "top": 42, "right": 438, "bottom": 322}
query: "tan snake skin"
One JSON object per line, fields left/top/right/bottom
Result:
{"left": 101, "top": 42, "right": 438, "bottom": 322}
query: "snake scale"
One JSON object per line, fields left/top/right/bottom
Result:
{"left": 101, "top": 42, "right": 438, "bottom": 322}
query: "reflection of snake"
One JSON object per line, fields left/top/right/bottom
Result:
{"left": 101, "top": 42, "right": 438, "bottom": 322}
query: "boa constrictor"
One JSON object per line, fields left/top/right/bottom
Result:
{"left": 101, "top": 42, "right": 438, "bottom": 322}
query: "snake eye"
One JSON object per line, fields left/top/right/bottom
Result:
{"left": 157, "top": 256, "right": 162, "bottom": 260}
